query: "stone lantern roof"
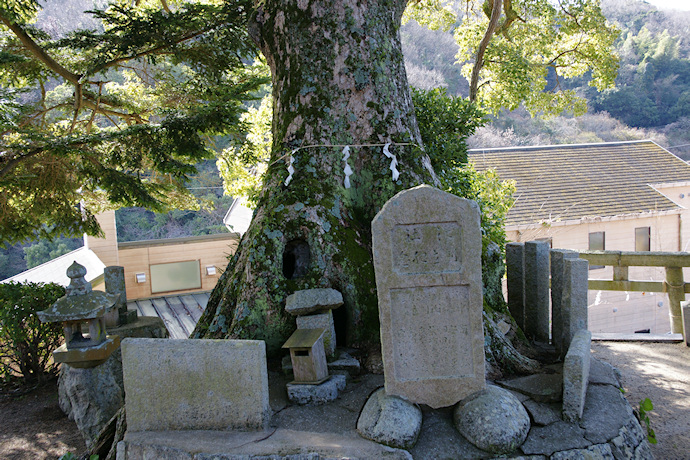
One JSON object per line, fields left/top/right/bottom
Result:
{"left": 37, "top": 261, "right": 118, "bottom": 323}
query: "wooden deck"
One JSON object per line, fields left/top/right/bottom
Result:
{"left": 127, "top": 292, "right": 210, "bottom": 339}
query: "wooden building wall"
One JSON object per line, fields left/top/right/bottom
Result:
{"left": 85, "top": 210, "right": 120, "bottom": 267}
{"left": 118, "top": 234, "right": 239, "bottom": 300}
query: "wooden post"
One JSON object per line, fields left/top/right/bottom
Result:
{"left": 665, "top": 267, "right": 686, "bottom": 333}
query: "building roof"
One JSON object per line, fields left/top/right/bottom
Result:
{"left": 468, "top": 140, "right": 690, "bottom": 227}
{"left": 223, "top": 197, "right": 254, "bottom": 235}
{"left": 1, "top": 246, "right": 105, "bottom": 286}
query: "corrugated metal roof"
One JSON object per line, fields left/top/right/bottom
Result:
{"left": 1, "top": 246, "right": 105, "bottom": 286}
{"left": 468, "top": 140, "right": 690, "bottom": 226}
{"left": 127, "top": 292, "right": 209, "bottom": 339}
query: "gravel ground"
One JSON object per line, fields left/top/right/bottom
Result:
{"left": 0, "top": 381, "right": 85, "bottom": 459}
{"left": 592, "top": 341, "right": 690, "bottom": 460}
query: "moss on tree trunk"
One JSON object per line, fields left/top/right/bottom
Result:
{"left": 194, "top": 0, "right": 436, "bottom": 353}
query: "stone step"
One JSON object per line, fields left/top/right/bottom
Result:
{"left": 592, "top": 332, "right": 683, "bottom": 342}
{"left": 118, "top": 428, "right": 411, "bottom": 459}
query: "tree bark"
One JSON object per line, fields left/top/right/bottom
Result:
{"left": 194, "top": 0, "right": 436, "bottom": 353}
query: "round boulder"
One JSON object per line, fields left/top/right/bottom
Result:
{"left": 357, "top": 387, "right": 422, "bottom": 449}
{"left": 454, "top": 385, "right": 530, "bottom": 455}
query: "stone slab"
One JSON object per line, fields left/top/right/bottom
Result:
{"left": 523, "top": 400, "right": 562, "bottom": 426}
{"left": 409, "top": 408, "right": 491, "bottom": 459}
{"left": 372, "top": 185, "right": 485, "bottom": 409}
{"left": 581, "top": 384, "right": 633, "bottom": 444}
{"left": 562, "top": 258, "right": 589, "bottom": 351}
{"left": 589, "top": 357, "right": 620, "bottom": 387}
{"left": 119, "top": 429, "right": 413, "bottom": 460}
{"left": 327, "top": 351, "right": 361, "bottom": 376}
{"left": 296, "top": 310, "right": 336, "bottom": 356}
{"left": 285, "top": 288, "right": 343, "bottom": 316}
{"left": 521, "top": 421, "right": 591, "bottom": 456}
{"left": 563, "top": 329, "right": 592, "bottom": 422}
{"left": 550, "top": 443, "right": 614, "bottom": 460}
{"left": 550, "top": 249, "right": 579, "bottom": 354}
{"left": 121, "top": 338, "right": 270, "bottom": 432}
{"left": 524, "top": 241, "right": 550, "bottom": 343}
{"left": 497, "top": 373, "right": 563, "bottom": 403}
{"left": 506, "top": 242, "right": 526, "bottom": 332}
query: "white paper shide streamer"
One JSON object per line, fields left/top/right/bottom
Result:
{"left": 382, "top": 142, "right": 399, "bottom": 181}
{"left": 284, "top": 149, "right": 297, "bottom": 186}
{"left": 342, "top": 146, "right": 353, "bottom": 189}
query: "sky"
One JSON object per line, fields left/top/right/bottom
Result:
{"left": 645, "top": 0, "right": 690, "bottom": 11}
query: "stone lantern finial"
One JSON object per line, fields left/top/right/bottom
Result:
{"left": 65, "top": 261, "right": 92, "bottom": 296}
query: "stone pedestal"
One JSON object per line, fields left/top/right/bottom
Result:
{"left": 58, "top": 316, "right": 168, "bottom": 447}
{"left": 59, "top": 356, "right": 124, "bottom": 449}
{"left": 286, "top": 374, "right": 347, "bottom": 405}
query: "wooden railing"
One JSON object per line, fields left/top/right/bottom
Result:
{"left": 578, "top": 250, "right": 690, "bottom": 334}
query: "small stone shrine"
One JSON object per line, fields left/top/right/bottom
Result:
{"left": 371, "top": 184, "right": 485, "bottom": 409}
{"left": 38, "top": 261, "right": 120, "bottom": 368}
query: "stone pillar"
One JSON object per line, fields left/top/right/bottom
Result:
{"left": 105, "top": 266, "right": 137, "bottom": 326}
{"left": 551, "top": 249, "right": 579, "bottom": 355}
{"left": 524, "top": 241, "right": 550, "bottom": 343}
{"left": 562, "top": 258, "right": 589, "bottom": 351}
{"left": 506, "top": 243, "right": 526, "bottom": 332}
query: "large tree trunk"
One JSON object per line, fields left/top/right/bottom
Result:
{"left": 194, "top": 0, "right": 436, "bottom": 353}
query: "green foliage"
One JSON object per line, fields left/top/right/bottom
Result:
{"left": 0, "top": 281, "right": 64, "bottom": 388}
{"left": 592, "top": 26, "right": 690, "bottom": 128}
{"left": 412, "top": 88, "right": 515, "bottom": 309}
{"left": 217, "top": 93, "right": 272, "bottom": 207}
{"left": 23, "top": 236, "right": 82, "bottom": 268}
{"left": 0, "top": 0, "right": 269, "bottom": 245}
{"left": 639, "top": 397, "right": 657, "bottom": 445}
{"left": 449, "top": 0, "right": 619, "bottom": 116}
{"left": 411, "top": 87, "right": 486, "bottom": 176}
{"left": 58, "top": 454, "right": 98, "bottom": 460}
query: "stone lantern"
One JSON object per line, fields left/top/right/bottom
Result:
{"left": 38, "top": 261, "right": 121, "bottom": 368}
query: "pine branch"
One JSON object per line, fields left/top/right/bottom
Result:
{"left": 0, "top": 14, "right": 81, "bottom": 85}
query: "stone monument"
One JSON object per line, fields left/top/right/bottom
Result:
{"left": 372, "top": 185, "right": 485, "bottom": 409}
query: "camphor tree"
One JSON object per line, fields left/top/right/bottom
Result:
{"left": 194, "top": 0, "right": 618, "bottom": 364}
{"left": 2, "top": 0, "right": 617, "bottom": 369}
